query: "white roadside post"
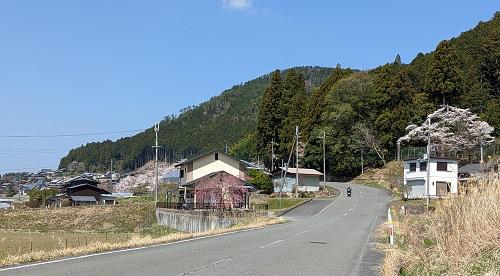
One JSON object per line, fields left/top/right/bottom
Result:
{"left": 388, "top": 208, "right": 394, "bottom": 246}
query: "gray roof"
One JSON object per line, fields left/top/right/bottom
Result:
{"left": 70, "top": 196, "right": 97, "bottom": 202}
{"left": 274, "top": 167, "right": 323, "bottom": 176}
{"left": 458, "top": 163, "right": 491, "bottom": 173}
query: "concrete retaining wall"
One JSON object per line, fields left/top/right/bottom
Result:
{"left": 156, "top": 208, "right": 248, "bottom": 233}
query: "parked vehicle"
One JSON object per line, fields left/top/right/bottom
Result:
{"left": 347, "top": 186, "right": 352, "bottom": 197}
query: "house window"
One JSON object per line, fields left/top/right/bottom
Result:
{"left": 180, "top": 169, "right": 184, "bottom": 178}
{"left": 437, "top": 162, "right": 448, "bottom": 171}
{"left": 409, "top": 163, "right": 416, "bottom": 172}
{"left": 420, "top": 162, "right": 427, "bottom": 171}
{"left": 215, "top": 153, "right": 219, "bottom": 160}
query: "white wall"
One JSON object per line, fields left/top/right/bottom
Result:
{"left": 403, "top": 158, "right": 458, "bottom": 198}
{"left": 192, "top": 153, "right": 241, "bottom": 181}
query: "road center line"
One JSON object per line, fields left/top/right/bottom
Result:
{"left": 177, "top": 258, "right": 231, "bottom": 275}
{"left": 295, "top": 230, "right": 309, "bottom": 236}
{"left": 260, "top": 239, "right": 283, "bottom": 249}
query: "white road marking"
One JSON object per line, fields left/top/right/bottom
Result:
{"left": 260, "top": 239, "right": 283, "bottom": 249}
{"left": 344, "top": 213, "right": 348, "bottom": 216}
{"left": 0, "top": 224, "right": 283, "bottom": 272}
{"left": 177, "top": 258, "right": 231, "bottom": 275}
{"left": 348, "top": 208, "right": 352, "bottom": 212}
{"left": 311, "top": 188, "right": 342, "bottom": 218}
{"left": 294, "top": 230, "right": 309, "bottom": 236}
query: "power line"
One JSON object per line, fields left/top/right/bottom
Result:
{"left": 0, "top": 129, "right": 145, "bottom": 138}
{"left": 0, "top": 166, "right": 57, "bottom": 173}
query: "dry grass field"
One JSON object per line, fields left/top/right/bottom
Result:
{"left": 377, "top": 177, "right": 500, "bottom": 275}
{"left": 0, "top": 203, "right": 284, "bottom": 267}
{"left": 0, "top": 204, "right": 156, "bottom": 232}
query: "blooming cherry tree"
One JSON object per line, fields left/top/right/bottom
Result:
{"left": 195, "top": 172, "right": 247, "bottom": 209}
{"left": 398, "top": 105, "right": 495, "bottom": 151}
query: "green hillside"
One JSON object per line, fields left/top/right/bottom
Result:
{"left": 59, "top": 66, "right": 334, "bottom": 172}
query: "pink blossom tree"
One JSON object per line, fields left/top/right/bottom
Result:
{"left": 195, "top": 172, "right": 247, "bottom": 209}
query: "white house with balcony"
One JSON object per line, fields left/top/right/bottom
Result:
{"left": 403, "top": 156, "right": 458, "bottom": 199}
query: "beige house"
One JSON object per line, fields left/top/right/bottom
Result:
{"left": 174, "top": 150, "right": 258, "bottom": 207}
{"left": 175, "top": 150, "right": 252, "bottom": 186}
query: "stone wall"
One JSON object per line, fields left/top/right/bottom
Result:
{"left": 156, "top": 208, "right": 248, "bottom": 233}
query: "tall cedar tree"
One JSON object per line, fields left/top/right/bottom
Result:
{"left": 256, "top": 70, "right": 284, "bottom": 165}
{"left": 424, "top": 40, "right": 463, "bottom": 105}
{"left": 302, "top": 64, "right": 352, "bottom": 139}
{"left": 375, "top": 68, "right": 434, "bottom": 149}
{"left": 278, "top": 69, "right": 307, "bottom": 159}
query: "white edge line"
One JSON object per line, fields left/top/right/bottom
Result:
{"left": 311, "top": 187, "right": 342, "bottom": 218}
{"left": 0, "top": 224, "right": 284, "bottom": 272}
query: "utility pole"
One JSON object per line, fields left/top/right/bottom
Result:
{"left": 110, "top": 158, "right": 113, "bottom": 184}
{"left": 322, "top": 131, "right": 326, "bottom": 190}
{"left": 426, "top": 117, "right": 431, "bottom": 213}
{"left": 272, "top": 138, "right": 275, "bottom": 171}
{"left": 153, "top": 123, "right": 160, "bottom": 206}
{"left": 361, "top": 148, "right": 364, "bottom": 175}
{"left": 295, "top": 126, "right": 299, "bottom": 197}
{"left": 397, "top": 142, "right": 401, "bottom": 161}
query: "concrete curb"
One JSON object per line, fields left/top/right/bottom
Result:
{"left": 272, "top": 198, "right": 313, "bottom": 217}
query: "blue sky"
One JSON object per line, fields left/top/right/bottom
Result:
{"left": 0, "top": 0, "right": 497, "bottom": 173}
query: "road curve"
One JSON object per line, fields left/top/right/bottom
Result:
{"left": 0, "top": 183, "right": 390, "bottom": 276}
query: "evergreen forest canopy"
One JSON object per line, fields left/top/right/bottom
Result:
{"left": 60, "top": 12, "right": 500, "bottom": 177}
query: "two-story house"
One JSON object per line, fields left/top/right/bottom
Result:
{"left": 403, "top": 156, "right": 458, "bottom": 199}
{"left": 175, "top": 150, "right": 251, "bottom": 186}
{"left": 174, "top": 150, "right": 259, "bottom": 207}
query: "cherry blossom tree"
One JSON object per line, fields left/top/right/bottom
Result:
{"left": 195, "top": 172, "right": 247, "bottom": 209}
{"left": 398, "top": 105, "right": 495, "bottom": 152}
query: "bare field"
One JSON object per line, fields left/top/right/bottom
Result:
{"left": 0, "top": 203, "right": 284, "bottom": 267}
{"left": 0, "top": 204, "right": 156, "bottom": 233}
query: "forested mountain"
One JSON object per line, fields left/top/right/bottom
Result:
{"left": 300, "top": 12, "right": 500, "bottom": 176}
{"left": 60, "top": 12, "right": 500, "bottom": 176}
{"left": 59, "top": 67, "right": 334, "bottom": 172}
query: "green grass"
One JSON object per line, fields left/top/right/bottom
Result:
{"left": 265, "top": 198, "right": 309, "bottom": 210}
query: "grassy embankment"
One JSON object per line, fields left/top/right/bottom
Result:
{"left": 359, "top": 161, "right": 499, "bottom": 275}
{"left": 0, "top": 199, "right": 283, "bottom": 267}
{"left": 378, "top": 177, "right": 499, "bottom": 275}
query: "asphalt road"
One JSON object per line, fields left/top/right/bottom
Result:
{"left": 0, "top": 183, "right": 390, "bottom": 276}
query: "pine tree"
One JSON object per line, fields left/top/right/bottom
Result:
{"left": 255, "top": 70, "right": 284, "bottom": 162}
{"left": 424, "top": 40, "right": 463, "bottom": 105}
{"left": 393, "top": 54, "right": 402, "bottom": 65}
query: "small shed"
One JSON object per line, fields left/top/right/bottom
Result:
{"left": 272, "top": 167, "right": 323, "bottom": 193}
